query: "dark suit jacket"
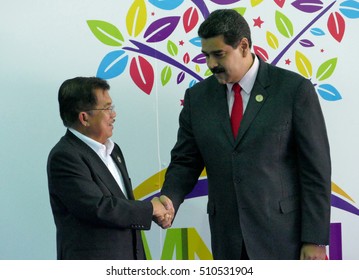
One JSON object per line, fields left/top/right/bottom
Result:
{"left": 47, "top": 130, "right": 153, "bottom": 260}
{"left": 162, "top": 58, "right": 331, "bottom": 259}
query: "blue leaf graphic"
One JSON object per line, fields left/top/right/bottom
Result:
{"left": 310, "top": 28, "right": 325, "bottom": 36}
{"left": 189, "top": 37, "right": 202, "bottom": 47}
{"left": 96, "top": 50, "right": 129, "bottom": 79}
{"left": 340, "top": 1, "right": 359, "bottom": 19}
{"left": 189, "top": 79, "right": 197, "bottom": 88}
{"left": 149, "top": 0, "right": 184, "bottom": 10}
{"left": 317, "top": 84, "right": 342, "bottom": 101}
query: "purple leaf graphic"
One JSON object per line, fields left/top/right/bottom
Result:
{"left": 299, "top": 39, "right": 315, "bottom": 47}
{"left": 210, "top": 0, "right": 241, "bottom": 4}
{"left": 144, "top": 16, "right": 180, "bottom": 43}
{"left": 192, "top": 53, "right": 206, "bottom": 64}
{"left": 177, "top": 71, "right": 185, "bottom": 84}
{"left": 291, "top": 0, "right": 324, "bottom": 13}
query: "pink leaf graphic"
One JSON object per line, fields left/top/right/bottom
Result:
{"left": 274, "top": 0, "right": 286, "bottom": 8}
{"left": 144, "top": 16, "right": 180, "bottom": 43}
{"left": 183, "top": 52, "right": 190, "bottom": 64}
{"left": 183, "top": 7, "right": 199, "bottom": 33}
{"left": 327, "top": 12, "right": 345, "bottom": 42}
{"left": 253, "top": 45, "right": 269, "bottom": 61}
{"left": 129, "top": 56, "right": 154, "bottom": 95}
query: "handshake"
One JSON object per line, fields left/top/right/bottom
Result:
{"left": 151, "top": 195, "right": 175, "bottom": 229}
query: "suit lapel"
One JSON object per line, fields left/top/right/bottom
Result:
{"left": 111, "top": 152, "right": 135, "bottom": 200}
{"left": 235, "top": 59, "right": 271, "bottom": 146}
{"left": 210, "top": 81, "right": 236, "bottom": 146}
{"left": 66, "top": 130, "right": 129, "bottom": 198}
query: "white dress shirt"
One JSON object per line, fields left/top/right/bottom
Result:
{"left": 226, "top": 54, "right": 260, "bottom": 116}
{"left": 69, "top": 128, "right": 128, "bottom": 198}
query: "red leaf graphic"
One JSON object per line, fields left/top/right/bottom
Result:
{"left": 274, "top": 0, "right": 286, "bottom": 8}
{"left": 183, "top": 52, "right": 190, "bottom": 64}
{"left": 183, "top": 7, "right": 199, "bottom": 33}
{"left": 129, "top": 56, "right": 154, "bottom": 95}
{"left": 253, "top": 45, "right": 269, "bottom": 61}
{"left": 327, "top": 12, "right": 345, "bottom": 42}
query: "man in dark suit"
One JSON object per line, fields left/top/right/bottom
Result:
{"left": 159, "top": 9, "right": 331, "bottom": 260}
{"left": 47, "top": 77, "right": 170, "bottom": 260}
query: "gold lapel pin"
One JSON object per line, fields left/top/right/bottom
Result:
{"left": 256, "top": 94, "right": 264, "bottom": 102}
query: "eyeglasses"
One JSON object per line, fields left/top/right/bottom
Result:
{"left": 87, "top": 105, "right": 115, "bottom": 114}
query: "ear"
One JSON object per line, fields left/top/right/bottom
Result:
{"left": 239, "top": 38, "right": 250, "bottom": 56}
{"left": 78, "top": 112, "right": 90, "bottom": 127}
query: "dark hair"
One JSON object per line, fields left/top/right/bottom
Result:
{"left": 58, "top": 77, "right": 110, "bottom": 127}
{"left": 198, "top": 9, "right": 252, "bottom": 49}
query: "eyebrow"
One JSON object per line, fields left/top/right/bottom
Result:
{"left": 201, "top": 50, "right": 225, "bottom": 55}
{"left": 99, "top": 102, "right": 112, "bottom": 108}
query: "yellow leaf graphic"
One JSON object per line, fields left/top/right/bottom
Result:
{"left": 195, "top": 64, "right": 200, "bottom": 73}
{"left": 295, "top": 51, "right": 312, "bottom": 78}
{"left": 266, "top": 31, "right": 279, "bottom": 50}
{"left": 126, "top": 0, "right": 147, "bottom": 37}
{"left": 251, "top": 0, "right": 263, "bottom": 7}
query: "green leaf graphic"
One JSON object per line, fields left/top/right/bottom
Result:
{"left": 161, "top": 66, "right": 172, "bottom": 86}
{"left": 266, "top": 31, "right": 279, "bottom": 49}
{"left": 204, "top": 69, "right": 213, "bottom": 77}
{"left": 316, "top": 58, "right": 337, "bottom": 81}
{"left": 167, "top": 40, "right": 178, "bottom": 57}
{"left": 232, "top": 7, "right": 247, "bottom": 16}
{"left": 275, "top": 11, "right": 294, "bottom": 38}
{"left": 87, "top": 20, "right": 124, "bottom": 46}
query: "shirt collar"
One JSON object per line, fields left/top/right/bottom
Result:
{"left": 226, "top": 54, "right": 259, "bottom": 94}
{"left": 69, "top": 128, "right": 114, "bottom": 157}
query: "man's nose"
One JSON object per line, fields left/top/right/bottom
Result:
{"left": 207, "top": 56, "right": 218, "bottom": 69}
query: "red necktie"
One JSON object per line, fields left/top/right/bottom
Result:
{"left": 231, "top": 83, "right": 243, "bottom": 138}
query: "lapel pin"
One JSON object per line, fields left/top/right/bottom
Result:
{"left": 256, "top": 94, "right": 264, "bottom": 102}
{"left": 117, "top": 156, "right": 122, "bottom": 164}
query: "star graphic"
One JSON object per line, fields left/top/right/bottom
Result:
{"left": 285, "top": 59, "right": 291, "bottom": 65}
{"left": 179, "top": 40, "right": 185, "bottom": 46}
{"left": 180, "top": 99, "right": 184, "bottom": 106}
{"left": 321, "top": 49, "right": 325, "bottom": 53}
{"left": 151, "top": 12, "right": 155, "bottom": 16}
{"left": 253, "top": 16, "right": 264, "bottom": 28}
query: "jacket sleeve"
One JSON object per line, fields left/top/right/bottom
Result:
{"left": 47, "top": 146, "right": 153, "bottom": 231}
{"left": 293, "top": 78, "right": 332, "bottom": 245}
{"left": 161, "top": 88, "right": 205, "bottom": 211}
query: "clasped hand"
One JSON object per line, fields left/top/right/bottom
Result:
{"left": 151, "top": 195, "right": 175, "bottom": 229}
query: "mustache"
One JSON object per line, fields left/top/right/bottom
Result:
{"left": 210, "top": 67, "right": 225, "bottom": 74}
